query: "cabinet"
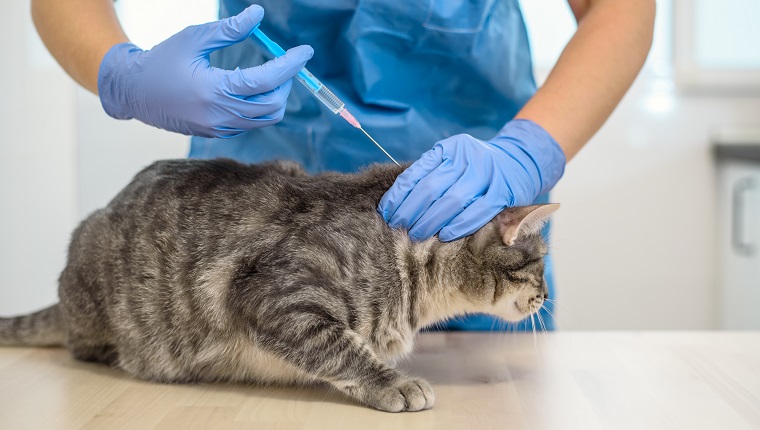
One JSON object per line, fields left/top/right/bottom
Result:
{"left": 716, "top": 131, "right": 760, "bottom": 329}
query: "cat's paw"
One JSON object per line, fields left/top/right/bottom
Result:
{"left": 367, "top": 377, "right": 435, "bottom": 412}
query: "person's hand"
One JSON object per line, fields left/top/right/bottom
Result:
{"left": 378, "top": 119, "right": 566, "bottom": 242}
{"left": 97, "top": 5, "right": 313, "bottom": 138}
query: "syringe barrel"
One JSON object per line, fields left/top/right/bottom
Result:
{"left": 251, "top": 25, "right": 346, "bottom": 115}
{"left": 296, "top": 72, "right": 345, "bottom": 114}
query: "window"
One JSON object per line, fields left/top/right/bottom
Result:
{"left": 674, "top": 0, "right": 760, "bottom": 90}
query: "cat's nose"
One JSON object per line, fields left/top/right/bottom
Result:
{"left": 543, "top": 292, "right": 549, "bottom": 300}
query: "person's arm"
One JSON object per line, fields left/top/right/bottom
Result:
{"left": 379, "top": 0, "right": 655, "bottom": 241}
{"left": 516, "top": 0, "right": 656, "bottom": 161}
{"left": 32, "top": 0, "right": 128, "bottom": 94}
{"left": 31, "top": 3, "right": 313, "bottom": 138}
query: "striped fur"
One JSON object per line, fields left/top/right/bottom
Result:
{"left": 0, "top": 305, "right": 63, "bottom": 346}
{"left": 0, "top": 159, "right": 555, "bottom": 412}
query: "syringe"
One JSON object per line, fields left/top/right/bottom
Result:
{"left": 251, "top": 25, "right": 400, "bottom": 166}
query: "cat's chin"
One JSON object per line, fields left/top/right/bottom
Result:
{"left": 490, "top": 301, "right": 537, "bottom": 322}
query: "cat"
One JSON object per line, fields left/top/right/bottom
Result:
{"left": 0, "top": 158, "right": 557, "bottom": 412}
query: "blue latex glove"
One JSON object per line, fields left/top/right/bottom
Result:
{"left": 98, "top": 5, "right": 313, "bottom": 138}
{"left": 378, "top": 119, "right": 566, "bottom": 242}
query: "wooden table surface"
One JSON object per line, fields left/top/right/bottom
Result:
{"left": 1, "top": 332, "right": 759, "bottom": 430}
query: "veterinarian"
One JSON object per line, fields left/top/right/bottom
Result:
{"left": 32, "top": 0, "right": 654, "bottom": 330}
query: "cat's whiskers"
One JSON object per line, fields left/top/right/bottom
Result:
{"left": 492, "top": 319, "right": 511, "bottom": 352}
{"left": 530, "top": 313, "right": 537, "bottom": 352}
{"left": 543, "top": 300, "right": 577, "bottom": 347}
{"left": 541, "top": 303, "right": 561, "bottom": 330}
{"left": 489, "top": 315, "right": 500, "bottom": 333}
{"left": 536, "top": 311, "right": 547, "bottom": 337}
{"left": 545, "top": 298, "right": 582, "bottom": 329}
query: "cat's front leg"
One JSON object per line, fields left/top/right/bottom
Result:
{"left": 255, "top": 321, "right": 434, "bottom": 412}
{"left": 335, "top": 372, "right": 435, "bottom": 413}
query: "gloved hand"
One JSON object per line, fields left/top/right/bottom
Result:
{"left": 378, "top": 119, "right": 566, "bottom": 242}
{"left": 97, "top": 5, "right": 313, "bottom": 138}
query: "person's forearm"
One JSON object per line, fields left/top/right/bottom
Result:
{"left": 516, "top": 0, "right": 655, "bottom": 161}
{"left": 32, "top": 0, "right": 129, "bottom": 93}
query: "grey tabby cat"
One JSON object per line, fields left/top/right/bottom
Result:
{"left": 0, "top": 159, "right": 557, "bottom": 412}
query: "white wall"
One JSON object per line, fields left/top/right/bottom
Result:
{"left": 0, "top": 0, "right": 78, "bottom": 315}
{"left": 523, "top": 0, "right": 760, "bottom": 329}
{"left": 2, "top": 0, "right": 759, "bottom": 329}
{"left": 551, "top": 81, "right": 760, "bottom": 329}
{"left": 76, "top": 91, "right": 187, "bottom": 218}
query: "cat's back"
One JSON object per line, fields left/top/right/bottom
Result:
{"left": 64, "top": 158, "right": 405, "bottom": 297}
{"left": 108, "top": 158, "right": 306, "bottom": 210}
{"left": 109, "top": 158, "right": 402, "bottom": 216}
{"left": 59, "top": 159, "right": 407, "bottom": 383}
{"left": 70, "top": 158, "right": 404, "bottom": 271}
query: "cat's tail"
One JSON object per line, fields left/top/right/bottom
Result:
{"left": 0, "top": 304, "right": 65, "bottom": 346}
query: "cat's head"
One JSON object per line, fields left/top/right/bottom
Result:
{"left": 458, "top": 204, "right": 559, "bottom": 323}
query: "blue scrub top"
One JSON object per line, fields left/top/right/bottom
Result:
{"left": 190, "top": 0, "right": 556, "bottom": 330}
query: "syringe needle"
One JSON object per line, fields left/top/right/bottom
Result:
{"left": 359, "top": 127, "right": 400, "bottom": 167}
{"left": 251, "top": 26, "right": 401, "bottom": 167}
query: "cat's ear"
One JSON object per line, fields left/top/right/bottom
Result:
{"left": 495, "top": 204, "right": 560, "bottom": 246}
